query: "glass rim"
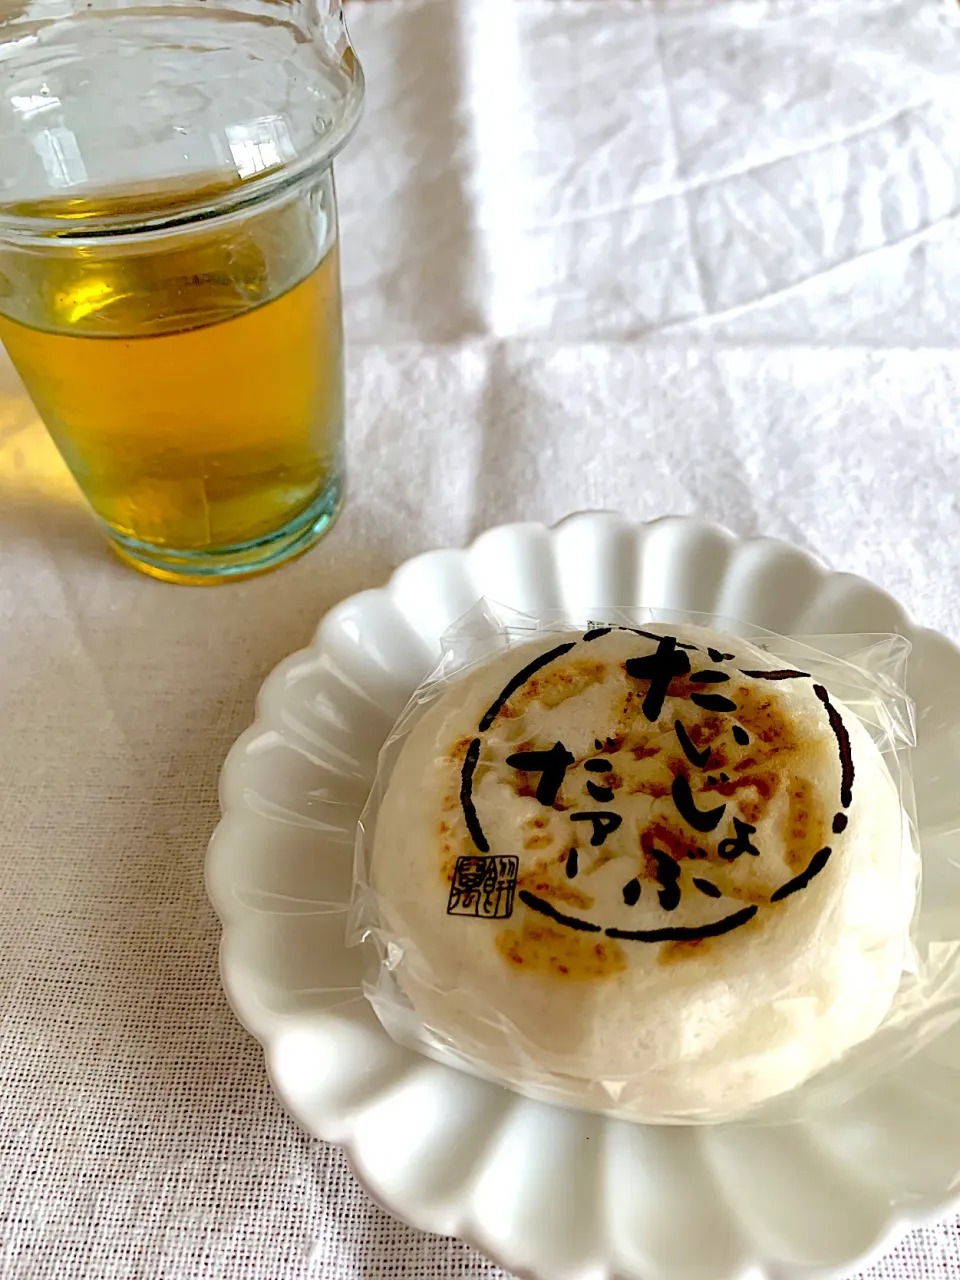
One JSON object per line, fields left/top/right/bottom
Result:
{"left": 0, "top": 58, "right": 364, "bottom": 243}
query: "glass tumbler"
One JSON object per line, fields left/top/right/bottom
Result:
{"left": 0, "top": 0, "right": 364, "bottom": 583}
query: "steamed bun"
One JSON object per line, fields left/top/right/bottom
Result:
{"left": 368, "top": 625, "right": 913, "bottom": 1119}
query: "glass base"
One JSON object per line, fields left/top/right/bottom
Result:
{"left": 106, "top": 476, "right": 344, "bottom": 585}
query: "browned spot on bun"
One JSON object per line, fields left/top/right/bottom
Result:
{"left": 518, "top": 862, "right": 592, "bottom": 909}
{"left": 712, "top": 878, "right": 774, "bottom": 908}
{"left": 687, "top": 714, "right": 726, "bottom": 749}
{"left": 739, "top": 798, "right": 762, "bottom": 825}
{"left": 783, "top": 776, "right": 825, "bottom": 872}
{"left": 630, "top": 743, "right": 661, "bottom": 761}
{"left": 640, "top": 822, "right": 691, "bottom": 866}
{"left": 503, "top": 658, "right": 607, "bottom": 717}
{"left": 628, "top": 778, "right": 671, "bottom": 799}
{"left": 496, "top": 917, "right": 626, "bottom": 980}
{"left": 450, "top": 737, "right": 474, "bottom": 763}
{"left": 507, "top": 743, "right": 549, "bottom": 802}
{"left": 734, "top": 685, "right": 796, "bottom": 752}
{"left": 620, "top": 689, "right": 646, "bottom": 729}
{"left": 523, "top": 833, "right": 553, "bottom": 851}
{"left": 712, "top": 772, "right": 777, "bottom": 803}
{"left": 659, "top": 936, "right": 712, "bottom": 965}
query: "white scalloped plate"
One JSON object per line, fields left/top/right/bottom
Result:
{"left": 207, "top": 514, "right": 960, "bottom": 1280}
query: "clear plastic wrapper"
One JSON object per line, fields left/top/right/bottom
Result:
{"left": 350, "top": 601, "right": 948, "bottom": 1125}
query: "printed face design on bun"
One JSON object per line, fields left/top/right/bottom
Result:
{"left": 447, "top": 627, "right": 853, "bottom": 960}
{"left": 370, "top": 623, "right": 910, "bottom": 1119}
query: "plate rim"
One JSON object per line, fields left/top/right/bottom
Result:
{"left": 208, "top": 511, "right": 960, "bottom": 1280}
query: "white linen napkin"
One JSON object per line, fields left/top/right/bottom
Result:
{"left": 1, "top": 2, "right": 959, "bottom": 1277}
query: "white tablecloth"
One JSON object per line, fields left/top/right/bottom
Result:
{"left": 2, "top": 1, "right": 960, "bottom": 1276}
